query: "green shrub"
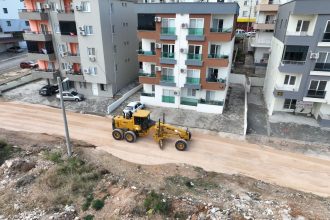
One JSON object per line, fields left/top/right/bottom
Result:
{"left": 44, "top": 151, "right": 63, "bottom": 164}
{"left": 83, "top": 215, "right": 94, "bottom": 220}
{"left": 0, "top": 139, "right": 7, "bottom": 148}
{"left": 82, "top": 193, "right": 94, "bottom": 211}
{"left": 144, "top": 190, "right": 171, "bottom": 215}
{"left": 92, "top": 199, "right": 104, "bottom": 210}
{"left": 0, "top": 140, "right": 18, "bottom": 165}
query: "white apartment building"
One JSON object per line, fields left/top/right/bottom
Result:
{"left": 264, "top": 0, "right": 330, "bottom": 127}
{"left": 136, "top": 1, "right": 239, "bottom": 114}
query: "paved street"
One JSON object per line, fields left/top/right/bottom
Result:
{"left": 0, "top": 52, "right": 28, "bottom": 75}
{"left": 0, "top": 101, "right": 330, "bottom": 197}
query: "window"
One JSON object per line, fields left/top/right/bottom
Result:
{"left": 50, "top": 2, "right": 58, "bottom": 12}
{"left": 284, "top": 75, "right": 296, "bottom": 85}
{"left": 81, "top": 1, "right": 91, "bottom": 12}
{"left": 282, "top": 45, "right": 309, "bottom": 63}
{"left": 113, "top": 45, "right": 117, "bottom": 53}
{"left": 25, "top": 21, "right": 30, "bottom": 26}
{"left": 162, "top": 44, "right": 175, "bottom": 58}
{"left": 296, "top": 20, "right": 310, "bottom": 33}
{"left": 187, "top": 69, "right": 200, "bottom": 78}
{"left": 100, "top": 84, "right": 107, "bottom": 91}
{"left": 207, "top": 68, "right": 219, "bottom": 82}
{"left": 283, "top": 99, "right": 297, "bottom": 109}
{"left": 244, "top": 0, "right": 247, "bottom": 6}
{"left": 115, "top": 64, "right": 118, "bottom": 71}
{"left": 308, "top": 80, "right": 327, "bottom": 98}
{"left": 161, "top": 67, "right": 174, "bottom": 81}
{"left": 110, "top": 3, "right": 113, "bottom": 13}
{"left": 188, "top": 45, "right": 202, "bottom": 60}
{"left": 243, "top": 11, "right": 248, "bottom": 17}
{"left": 209, "top": 44, "right": 221, "bottom": 58}
{"left": 85, "top": 26, "right": 93, "bottom": 35}
{"left": 323, "top": 21, "right": 330, "bottom": 42}
{"left": 58, "top": 44, "right": 67, "bottom": 53}
{"left": 112, "top": 25, "right": 115, "bottom": 33}
{"left": 189, "top": 18, "right": 204, "bottom": 29}
{"left": 89, "top": 67, "right": 97, "bottom": 75}
{"left": 315, "top": 52, "right": 330, "bottom": 71}
{"left": 87, "top": 47, "right": 95, "bottom": 56}
{"left": 206, "top": 91, "right": 216, "bottom": 101}
{"left": 187, "top": 88, "right": 197, "bottom": 97}
{"left": 3, "top": 8, "right": 8, "bottom": 13}
{"left": 161, "top": 18, "right": 175, "bottom": 34}
{"left": 152, "top": 85, "right": 155, "bottom": 92}
{"left": 162, "top": 89, "right": 175, "bottom": 103}
{"left": 211, "top": 18, "right": 224, "bottom": 32}
{"left": 6, "top": 21, "right": 11, "bottom": 27}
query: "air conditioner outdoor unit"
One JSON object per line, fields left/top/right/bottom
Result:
{"left": 76, "top": 5, "right": 82, "bottom": 11}
{"left": 43, "top": 4, "right": 50, "bottom": 9}
{"left": 181, "top": 23, "right": 188, "bottom": 29}
{"left": 83, "top": 68, "right": 90, "bottom": 74}
{"left": 180, "top": 48, "right": 187, "bottom": 54}
{"left": 79, "top": 26, "right": 85, "bottom": 31}
{"left": 154, "top": 17, "right": 162, "bottom": 22}
{"left": 155, "top": 43, "right": 162, "bottom": 49}
{"left": 80, "top": 31, "right": 86, "bottom": 36}
{"left": 89, "top": 56, "right": 96, "bottom": 62}
{"left": 180, "top": 68, "right": 186, "bottom": 73}
{"left": 155, "top": 66, "right": 161, "bottom": 71}
{"left": 174, "top": 91, "right": 180, "bottom": 96}
{"left": 60, "top": 52, "right": 68, "bottom": 57}
{"left": 310, "top": 52, "right": 319, "bottom": 60}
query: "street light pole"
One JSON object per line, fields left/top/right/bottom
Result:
{"left": 57, "top": 77, "right": 72, "bottom": 157}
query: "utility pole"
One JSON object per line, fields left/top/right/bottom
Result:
{"left": 57, "top": 77, "right": 72, "bottom": 157}
{"left": 247, "top": 0, "right": 253, "bottom": 32}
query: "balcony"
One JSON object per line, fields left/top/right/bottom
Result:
{"left": 306, "top": 90, "right": 326, "bottom": 99}
{"left": 253, "top": 22, "right": 275, "bottom": 30}
{"left": 322, "top": 33, "right": 330, "bottom": 42}
{"left": 160, "top": 52, "right": 176, "bottom": 64}
{"left": 141, "top": 92, "right": 155, "bottom": 97}
{"left": 184, "top": 77, "right": 201, "bottom": 89}
{"left": 18, "top": 9, "right": 48, "bottom": 20}
{"left": 138, "top": 72, "right": 159, "bottom": 84}
{"left": 61, "top": 52, "right": 81, "bottom": 63}
{"left": 180, "top": 97, "right": 198, "bottom": 107}
{"left": 160, "top": 75, "right": 175, "bottom": 87}
{"left": 198, "top": 99, "right": 224, "bottom": 106}
{"left": 209, "top": 27, "right": 233, "bottom": 41}
{"left": 162, "top": 96, "right": 175, "bottom": 104}
{"left": 273, "top": 85, "right": 300, "bottom": 99}
{"left": 202, "top": 78, "right": 226, "bottom": 90}
{"left": 23, "top": 31, "right": 52, "bottom": 42}
{"left": 66, "top": 72, "right": 85, "bottom": 82}
{"left": 137, "top": 50, "right": 156, "bottom": 56}
{"left": 32, "top": 69, "right": 60, "bottom": 80}
{"left": 250, "top": 37, "right": 272, "bottom": 48}
{"left": 160, "top": 27, "right": 177, "bottom": 40}
{"left": 60, "top": 33, "right": 78, "bottom": 43}
{"left": 186, "top": 28, "right": 205, "bottom": 41}
{"left": 185, "top": 54, "right": 203, "bottom": 66}
{"left": 256, "top": 4, "right": 279, "bottom": 12}
{"left": 279, "top": 60, "right": 306, "bottom": 73}
{"left": 314, "top": 63, "right": 330, "bottom": 72}
{"left": 57, "top": 10, "right": 75, "bottom": 21}
{"left": 28, "top": 51, "right": 56, "bottom": 61}
{"left": 205, "top": 55, "right": 229, "bottom": 67}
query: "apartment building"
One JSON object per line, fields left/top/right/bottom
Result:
{"left": 0, "top": 0, "right": 30, "bottom": 52}
{"left": 263, "top": 0, "right": 330, "bottom": 127}
{"left": 19, "top": 0, "right": 138, "bottom": 97}
{"left": 251, "top": 0, "right": 288, "bottom": 65}
{"left": 233, "top": 0, "right": 257, "bottom": 31}
{"left": 136, "top": 0, "right": 239, "bottom": 114}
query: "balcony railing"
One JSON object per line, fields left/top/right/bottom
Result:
{"left": 162, "top": 96, "right": 175, "bottom": 103}
{"left": 314, "top": 63, "right": 330, "bottom": 72}
{"left": 25, "top": 31, "right": 52, "bottom": 35}
{"left": 137, "top": 50, "right": 156, "bottom": 56}
{"left": 60, "top": 32, "right": 77, "bottom": 36}
{"left": 307, "top": 90, "right": 326, "bottom": 99}
{"left": 18, "top": 9, "right": 46, "bottom": 13}
{"left": 208, "top": 54, "right": 229, "bottom": 59}
{"left": 188, "top": 28, "right": 204, "bottom": 36}
{"left": 322, "top": 32, "right": 330, "bottom": 42}
{"left": 161, "top": 75, "right": 174, "bottom": 82}
{"left": 187, "top": 53, "right": 202, "bottom": 60}
{"left": 281, "top": 60, "right": 306, "bottom": 65}
{"left": 141, "top": 92, "right": 155, "bottom": 97}
{"left": 210, "top": 27, "right": 232, "bottom": 33}
{"left": 186, "top": 77, "right": 200, "bottom": 84}
{"left": 206, "top": 78, "right": 226, "bottom": 83}
{"left": 198, "top": 99, "right": 224, "bottom": 106}
{"left": 161, "top": 52, "right": 175, "bottom": 59}
{"left": 139, "top": 72, "right": 156, "bottom": 77}
{"left": 180, "top": 97, "right": 198, "bottom": 106}
{"left": 161, "top": 27, "right": 176, "bottom": 35}
{"left": 34, "top": 68, "right": 57, "bottom": 73}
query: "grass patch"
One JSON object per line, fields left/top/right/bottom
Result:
{"left": 83, "top": 215, "right": 94, "bottom": 220}
{"left": 44, "top": 151, "right": 63, "bottom": 164}
{"left": 144, "top": 190, "right": 171, "bottom": 216}
{"left": 91, "top": 199, "right": 104, "bottom": 210}
{"left": 0, "top": 139, "right": 20, "bottom": 165}
{"left": 82, "top": 193, "right": 94, "bottom": 211}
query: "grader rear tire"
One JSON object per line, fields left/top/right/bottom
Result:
{"left": 124, "top": 131, "right": 137, "bottom": 143}
{"left": 175, "top": 139, "right": 188, "bottom": 151}
{"left": 158, "top": 139, "right": 164, "bottom": 150}
{"left": 112, "top": 129, "right": 123, "bottom": 140}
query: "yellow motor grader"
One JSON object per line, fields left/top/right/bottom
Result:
{"left": 111, "top": 110, "right": 191, "bottom": 151}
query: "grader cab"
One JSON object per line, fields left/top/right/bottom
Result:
{"left": 112, "top": 110, "right": 191, "bottom": 151}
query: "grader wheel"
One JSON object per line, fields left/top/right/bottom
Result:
{"left": 112, "top": 129, "right": 123, "bottom": 140}
{"left": 158, "top": 139, "right": 164, "bottom": 150}
{"left": 124, "top": 131, "right": 137, "bottom": 143}
{"left": 175, "top": 139, "right": 188, "bottom": 151}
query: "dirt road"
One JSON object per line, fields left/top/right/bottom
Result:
{"left": 0, "top": 101, "right": 330, "bottom": 197}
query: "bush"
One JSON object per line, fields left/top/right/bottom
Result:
{"left": 82, "top": 193, "right": 94, "bottom": 211}
{"left": 92, "top": 199, "right": 104, "bottom": 211}
{"left": 83, "top": 215, "right": 94, "bottom": 220}
{"left": 44, "top": 151, "right": 63, "bottom": 164}
{"left": 0, "top": 139, "right": 7, "bottom": 148}
{"left": 0, "top": 140, "right": 18, "bottom": 165}
{"left": 144, "top": 190, "right": 171, "bottom": 215}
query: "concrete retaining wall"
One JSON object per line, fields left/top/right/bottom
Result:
{"left": 107, "top": 84, "right": 143, "bottom": 114}
{"left": 250, "top": 77, "right": 265, "bottom": 87}
{"left": 0, "top": 74, "right": 39, "bottom": 94}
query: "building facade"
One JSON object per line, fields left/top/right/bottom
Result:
{"left": 19, "top": 0, "right": 138, "bottom": 97}
{"left": 263, "top": 0, "right": 330, "bottom": 127}
{"left": 251, "top": 0, "right": 288, "bottom": 65}
{"left": 233, "top": 0, "right": 257, "bottom": 31}
{"left": 136, "top": 1, "right": 239, "bottom": 114}
{"left": 0, "top": 0, "right": 30, "bottom": 52}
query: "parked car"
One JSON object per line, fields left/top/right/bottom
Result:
{"left": 56, "top": 91, "right": 84, "bottom": 102}
{"left": 20, "top": 61, "right": 38, "bottom": 69}
{"left": 246, "top": 31, "right": 256, "bottom": 37}
{"left": 7, "top": 46, "right": 24, "bottom": 53}
{"left": 123, "top": 101, "right": 145, "bottom": 116}
{"left": 39, "top": 85, "right": 58, "bottom": 96}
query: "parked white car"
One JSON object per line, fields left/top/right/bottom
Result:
{"left": 123, "top": 101, "right": 145, "bottom": 116}
{"left": 56, "top": 91, "right": 84, "bottom": 102}
{"left": 246, "top": 31, "right": 256, "bottom": 37}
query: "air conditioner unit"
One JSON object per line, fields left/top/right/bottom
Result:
{"left": 155, "top": 66, "right": 161, "bottom": 71}
{"left": 155, "top": 43, "right": 162, "bottom": 49}
{"left": 174, "top": 91, "right": 180, "bottom": 96}
{"left": 154, "top": 16, "right": 161, "bottom": 22}
{"left": 76, "top": 5, "right": 82, "bottom": 11}
{"left": 180, "top": 68, "right": 186, "bottom": 73}
{"left": 60, "top": 52, "right": 68, "bottom": 57}
{"left": 80, "top": 31, "right": 86, "bottom": 36}
{"left": 83, "top": 68, "right": 90, "bottom": 74}
{"left": 310, "top": 52, "right": 319, "bottom": 60}
{"left": 180, "top": 48, "right": 187, "bottom": 54}
{"left": 43, "top": 4, "right": 50, "bottom": 9}
{"left": 89, "top": 55, "right": 96, "bottom": 62}
{"left": 181, "top": 23, "right": 188, "bottom": 29}
{"left": 79, "top": 26, "right": 85, "bottom": 31}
